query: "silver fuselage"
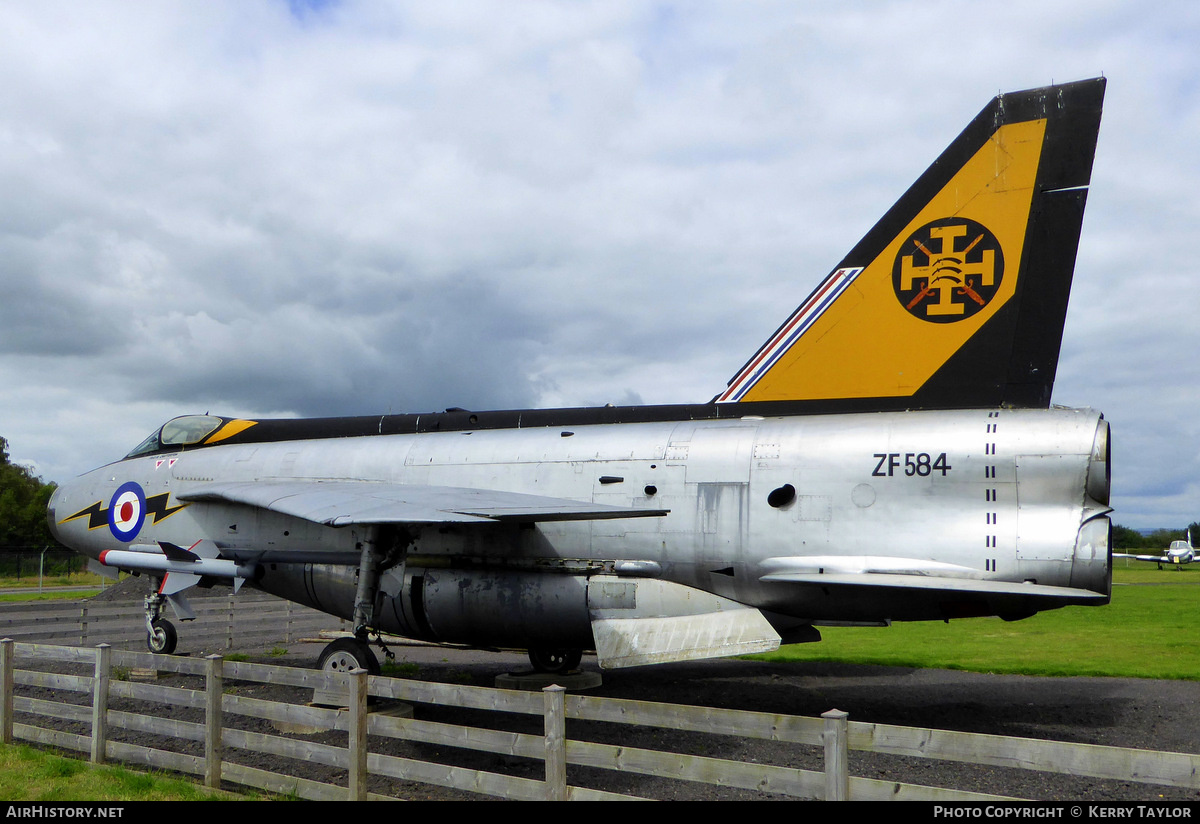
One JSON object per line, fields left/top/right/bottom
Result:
{"left": 49, "top": 406, "right": 1111, "bottom": 650}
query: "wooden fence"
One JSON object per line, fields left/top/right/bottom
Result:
{"left": 4, "top": 640, "right": 1200, "bottom": 800}
{"left": 0, "top": 592, "right": 332, "bottom": 650}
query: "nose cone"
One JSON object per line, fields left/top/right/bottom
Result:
{"left": 46, "top": 484, "right": 64, "bottom": 544}
{"left": 43, "top": 469, "right": 109, "bottom": 558}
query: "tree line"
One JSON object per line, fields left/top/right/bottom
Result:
{"left": 1112, "top": 523, "right": 1200, "bottom": 551}
{"left": 0, "top": 436, "right": 59, "bottom": 549}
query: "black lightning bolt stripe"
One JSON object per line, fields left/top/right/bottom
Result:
{"left": 62, "top": 501, "right": 107, "bottom": 529}
{"left": 61, "top": 493, "right": 188, "bottom": 530}
{"left": 145, "top": 493, "right": 187, "bottom": 524}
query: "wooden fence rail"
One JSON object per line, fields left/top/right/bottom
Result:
{"left": 2, "top": 639, "right": 1199, "bottom": 801}
{"left": 0, "top": 594, "right": 331, "bottom": 650}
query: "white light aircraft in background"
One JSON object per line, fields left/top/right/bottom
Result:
{"left": 49, "top": 78, "right": 1111, "bottom": 675}
{"left": 1115, "top": 531, "right": 1197, "bottom": 570}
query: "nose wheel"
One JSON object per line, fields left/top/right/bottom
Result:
{"left": 147, "top": 618, "right": 177, "bottom": 655}
{"left": 143, "top": 589, "right": 180, "bottom": 655}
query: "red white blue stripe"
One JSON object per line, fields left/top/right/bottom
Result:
{"left": 718, "top": 267, "right": 863, "bottom": 402}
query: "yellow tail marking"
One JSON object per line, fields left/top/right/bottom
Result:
{"left": 739, "top": 118, "right": 1047, "bottom": 402}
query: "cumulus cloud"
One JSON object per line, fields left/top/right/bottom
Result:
{"left": 2, "top": 1, "right": 1199, "bottom": 528}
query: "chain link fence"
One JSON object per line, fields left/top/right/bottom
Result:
{"left": 0, "top": 547, "right": 84, "bottom": 582}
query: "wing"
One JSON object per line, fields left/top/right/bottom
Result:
{"left": 758, "top": 555, "right": 1108, "bottom": 621}
{"left": 759, "top": 570, "right": 1107, "bottom": 602}
{"left": 1112, "top": 553, "right": 1169, "bottom": 563}
{"left": 178, "top": 480, "right": 668, "bottom": 527}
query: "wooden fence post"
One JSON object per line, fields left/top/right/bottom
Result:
{"left": 0, "top": 639, "right": 13, "bottom": 744}
{"left": 544, "top": 684, "right": 567, "bottom": 801}
{"left": 91, "top": 644, "right": 110, "bottom": 763}
{"left": 349, "top": 669, "right": 368, "bottom": 801}
{"left": 79, "top": 602, "right": 88, "bottom": 645}
{"left": 205, "top": 654, "right": 223, "bottom": 789}
{"left": 226, "top": 595, "right": 235, "bottom": 650}
{"left": 822, "top": 709, "right": 849, "bottom": 801}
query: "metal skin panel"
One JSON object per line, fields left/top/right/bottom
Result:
{"left": 48, "top": 406, "right": 1110, "bottom": 651}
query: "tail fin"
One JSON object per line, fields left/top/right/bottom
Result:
{"left": 718, "top": 78, "right": 1105, "bottom": 410}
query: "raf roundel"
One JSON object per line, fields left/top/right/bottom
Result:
{"left": 108, "top": 481, "right": 147, "bottom": 542}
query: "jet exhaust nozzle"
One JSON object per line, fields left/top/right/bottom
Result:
{"left": 1071, "top": 515, "right": 1112, "bottom": 598}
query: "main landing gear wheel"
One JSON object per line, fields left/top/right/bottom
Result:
{"left": 147, "top": 618, "right": 177, "bottom": 655}
{"left": 528, "top": 647, "right": 583, "bottom": 674}
{"left": 318, "top": 637, "right": 381, "bottom": 675}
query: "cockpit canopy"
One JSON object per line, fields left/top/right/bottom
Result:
{"left": 125, "top": 415, "right": 225, "bottom": 459}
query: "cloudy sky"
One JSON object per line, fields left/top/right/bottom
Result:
{"left": 2, "top": 1, "right": 1197, "bottom": 529}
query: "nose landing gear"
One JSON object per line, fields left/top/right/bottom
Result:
{"left": 144, "top": 591, "right": 179, "bottom": 655}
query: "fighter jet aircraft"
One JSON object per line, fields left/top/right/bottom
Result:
{"left": 1115, "top": 531, "right": 1197, "bottom": 570}
{"left": 48, "top": 78, "right": 1111, "bottom": 675}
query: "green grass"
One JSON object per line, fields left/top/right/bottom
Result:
{"left": 748, "top": 567, "right": 1200, "bottom": 679}
{"left": 0, "top": 744, "right": 252, "bottom": 801}
{"left": 382, "top": 661, "right": 420, "bottom": 677}
{"left": 0, "top": 590, "right": 102, "bottom": 603}
{"left": 0, "top": 572, "right": 110, "bottom": 589}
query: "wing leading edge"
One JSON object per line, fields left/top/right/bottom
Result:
{"left": 178, "top": 480, "right": 669, "bottom": 527}
{"left": 760, "top": 570, "right": 1106, "bottom": 603}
